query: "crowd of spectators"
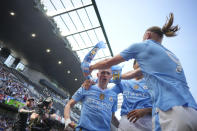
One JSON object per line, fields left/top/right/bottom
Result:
{"left": 0, "top": 67, "right": 30, "bottom": 104}
{"left": 0, "top": 114, "right": 14, "bottom": 131}
{"left": 0, "top": 63, "right": 81, "bottom": 129}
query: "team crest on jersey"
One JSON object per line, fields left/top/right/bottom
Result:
{"left": 143, "top": 85, "right": 148, "bottom": 90}
{"left": 109, "top": 96, "right": 113, "bottom": 102}
{"left": 133, "top": 85, "right": 139, "bottom": 90}
{"left": 99, "top": 93, "right": 105, "bottom": 100}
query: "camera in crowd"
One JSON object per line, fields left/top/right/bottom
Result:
{"left": 30, "top": 97, "right": 64, "bottom": 131}
{"left": 35, "top": 97, "right": 54, "bottom": 116}
{"left": 29, "top": 97, "right": 54, "bottom": 131}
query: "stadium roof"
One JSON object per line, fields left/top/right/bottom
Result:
{"left": 41, "top": 0, "right": 113, "bottom": 63}
{"left": 0, "top": 0, "right": 113, "bottom": 95}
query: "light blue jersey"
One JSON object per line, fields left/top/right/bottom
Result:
{"left": 72, "top": 85, "right": 117, "bottom": 131}
{"left": 112, "top": 79, "right": 152, "bottom": 116}
{"left": 120, "top": 39, "right": 197, "bottom": 114}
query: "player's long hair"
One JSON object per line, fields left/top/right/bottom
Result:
{"left": 146, "top": 13, "right": 180, "bottom": 38}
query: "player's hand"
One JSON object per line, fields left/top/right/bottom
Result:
{"left": 127, "top": 108, "right": 147, "bottom": 123}
{"left": 65, "top": 118, "right": 76, "bottom": 129}
{"left": 69, "top": 121, "right": 76, "bottom": 129}
{"left": 64, "top": 121, "right": 75, "bottom": 131}
{"left": 82, "top": 79, "right": 95, "bottom": 90}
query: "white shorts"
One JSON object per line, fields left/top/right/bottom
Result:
{"left": 152, "top": 106, "right": 197, "bottom": 131}
{"left": 111, "top": 123, "right": 118, "bottom": 131}
{"left": 118, "top": 114, "right": 152, "bottom": 131}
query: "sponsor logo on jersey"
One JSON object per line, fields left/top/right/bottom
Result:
{"left": 143, "top": 85, "right": 148, "bottom": 89}
{"left": 133, "top": 85, "right": 139, "bottom": 90}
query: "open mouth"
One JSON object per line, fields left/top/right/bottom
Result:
{"left": 102, "top": 78, "right": 107, "bottom": 81}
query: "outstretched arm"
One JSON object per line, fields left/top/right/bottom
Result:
{"left": 19, "top": 108, "right": 35, "bottom": 113}
{"left": 121, "top": 68, "right": 142, "bottom": 80}
{"left": 87, "top": 55, "right": 125, "bottom": 76}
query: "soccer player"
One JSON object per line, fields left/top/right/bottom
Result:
{"left": 86, "top": 13, "right": 197, "bottom": 131}
{"left": 114, "top": 60, "right": 152, "bottom": 131}
{"left": 64, "top": 68, "right": 118, "bottom": 131}
{"left": 83, "top": 60, "right": 152, "bottom": 131}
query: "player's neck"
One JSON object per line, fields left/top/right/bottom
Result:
{"left": 150, "top": 37, "right": 162, "bottom": 44}
{"left": 98, "top": 83, "right": 107, "bottom": 90}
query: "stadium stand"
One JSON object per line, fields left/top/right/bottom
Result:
{"left": 0, "top": 61, "right": 80, "bottom": 129}
{"left": 0, "top": 0, "right": 112, "bottom": 130}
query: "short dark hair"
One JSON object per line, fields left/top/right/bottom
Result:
{"left": 27, "top": 97, "right": 34, "bottom": 101}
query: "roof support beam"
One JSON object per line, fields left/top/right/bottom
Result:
{"left": 93, "top": 56, "right": 111, "bottom": 61}
{"left": 91, "top": 0, "right": 114, "bottom": 56}
{"left": 64, "top": 26, "right": 101, "bottom": 37}
{"left": 51, "top": 4, "right": 93, "bottom": 18}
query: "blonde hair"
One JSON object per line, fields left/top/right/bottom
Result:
{"left": 147, "top": 13, "right": 180, "bottom": 38}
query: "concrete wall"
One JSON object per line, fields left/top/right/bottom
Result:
{"left": 22, "top": 67, "right": 69, "bottom": 97}
{"left": 22, "top": 67, "right": 50, "bottom": 86}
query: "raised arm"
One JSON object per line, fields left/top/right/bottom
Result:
{"left": 88, "top": 55, "right": 125, "bottom": 76}
{"left": 121, "top": 68, "right": 142, "bottom": 80}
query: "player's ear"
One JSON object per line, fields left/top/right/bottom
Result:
{"left": 148, "top": 32, "right": 153, "bottom": 39}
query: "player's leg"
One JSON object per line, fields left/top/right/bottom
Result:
{"left": 155, "top": 106, "right": 197, "bottom": 131}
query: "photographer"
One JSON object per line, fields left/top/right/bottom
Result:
{"left": 29, "top": 97, "right": 64, "bottom": 131}
{"left": 13, "top": 97, "right": 35, "bottom": 131}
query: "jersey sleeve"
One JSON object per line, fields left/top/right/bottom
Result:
{"left": 72, "top": 87, "right": 85, "bottom": 102}
{"left": 120, "top": 43, "right": 146, "bottom": 61}
{"left": 111, "top": 85, "right": 121, "bottom": 94}
{"left": 111, "top": 81, "right": 124, "bottom": 94}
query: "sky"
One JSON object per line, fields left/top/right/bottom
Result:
{"left": 95, "top": 0, "right": 197, "bottom": 101}
{"left": 41, "top": 0, "right": 197, "bottom": 101}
